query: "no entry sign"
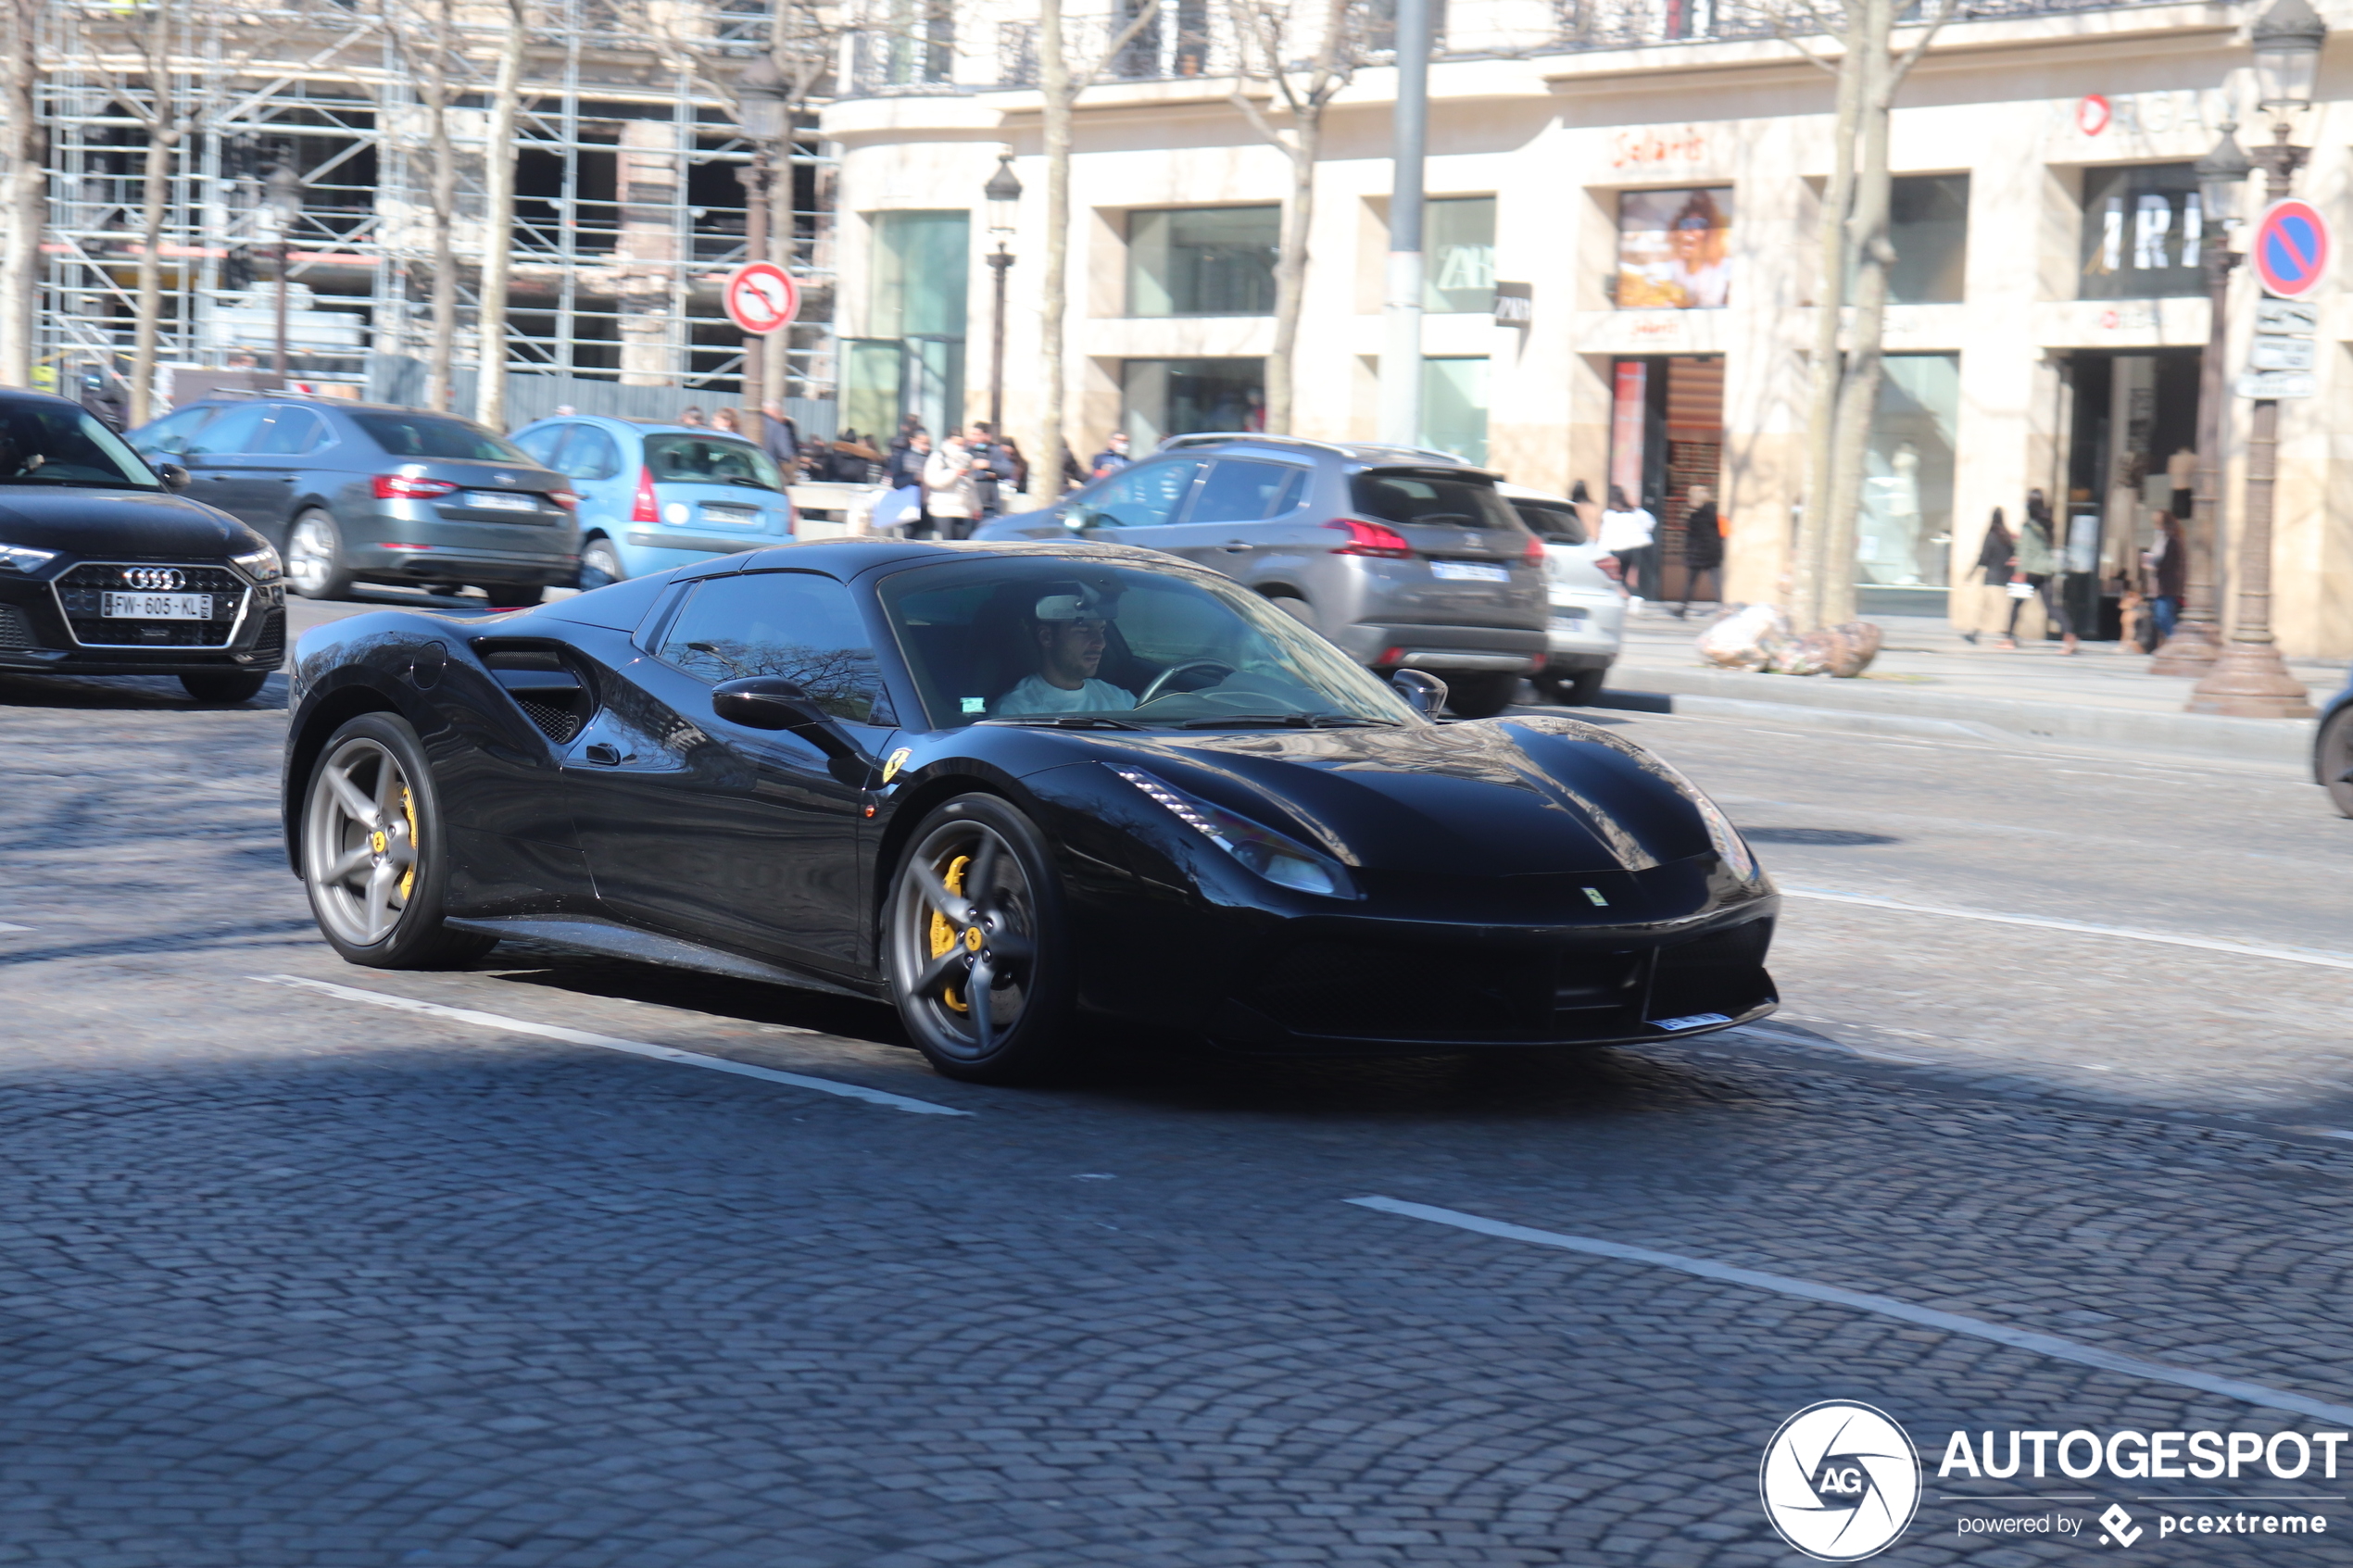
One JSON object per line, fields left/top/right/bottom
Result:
{"left": 724, "top": 261, "right": 799, "bottom": 334}
{"left": 2250, "top": 199, "right": 2331, "bottom": 301}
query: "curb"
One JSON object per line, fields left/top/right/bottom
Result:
{"left": 1595, "top": 662, "right": 2319, "bottom": 771}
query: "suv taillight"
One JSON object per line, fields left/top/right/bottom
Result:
{"left": 1323, "top": 517, "right": 1413, "bottom": 558}
{"left": 630, "top": 466, "right": 659, "bottom": 523}
{"left": 373, "top": 473, "right": 458, "bottom": 499}
{"left": 1523, "top": 531, "right": 1547, "bottom": 564}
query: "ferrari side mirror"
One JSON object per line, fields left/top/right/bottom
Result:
{"left": 1390, "top": 668, "right": 1448, "bottom": 719}
{"left": 711, "top": 675, "right": 873, "bottom": 781}
{"left": 155, "top": 462, "right": 191, "bottom": 493}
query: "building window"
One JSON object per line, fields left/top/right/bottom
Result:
{"left": 1420, "top": 357, "right": 1488, "bottom": 466}
{"left": 2080, "top": 165, "right": 2202, "bottom": 300}
{"left": 1425, "top": 197, "right": 1496, "bottom": 313}
{"left": 1888, "top": 174, "right": 1969, "bottom": 305}
{"left": 1857, "top": 353, "right": 1959, "bottom": 602}
{"left": 1122, "top": 358, "right": 1265, "bottom": 445}
{"left": 1128, "top": 207, "right": 1279, "bottom": 317}
{"left": 856, "top": 210, "right": 969, "bottom": 437}
{"left": 1615, "top": 187, "right": 1732, "bottom": 309}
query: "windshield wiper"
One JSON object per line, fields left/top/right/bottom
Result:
{"left": 1176, "top": 713, "right": 1401, "bottom": 730}
{"left": 982, "top": 715, "right": 1146, "bottom": 731}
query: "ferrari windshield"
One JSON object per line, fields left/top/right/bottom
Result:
{"left": 0, "top": 401, "right": 161, "bottom": 490}
{"left": 880, "top": 556, "right": 1422, "bottom": 730}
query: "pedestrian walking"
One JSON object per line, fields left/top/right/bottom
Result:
{"left": 761, "top": 400, "right": 800, "bottom": 474}
{"left": 1960, "top": 507, "right": 2015, "bottom": 645}
{"left": 966, "top": 421, "right": 1019, "bottom": 518}
{"left": 1087, "top": 432, "right": 1131, "bottom": 479}
{"left": 712, "top": 408, "right": 741, "bottom": 434}
{"left": 2000, "top": 490, "right": 2076, "bottom": 654}
{"left": 923, "top": 433, "right": 981, "bottom": 540}
{"left": 2145, "top": 509, "right": 2185, "bottom": 644}
{"left": 1597, "top": 485, "right": 1657, "bottom": 608}
{"left": 1674, "top": 485, "right": 1723, "bottom": 618}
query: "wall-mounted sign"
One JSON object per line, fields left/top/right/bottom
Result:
{"left": 1491, "top": 282, "right": 1531, "bottom": 327}
{"left": 1609, "top": 126, "right": 1707, "bottom": 169}
{"left": 2076, "top": 95, "right": 2111, "bottom": 135}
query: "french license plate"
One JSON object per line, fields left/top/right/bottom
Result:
{"left": 102, "top": 591, "right": 212, "bottom": 621}
{"left": 1431, "top": 561, "right": 1510, "bottom": 583}
{"left": 465, "top": 490, "right": 537, "bottom": 511}
{"left": 701, "top": 504, "right": 759, "bottom": 524}
{"left": 1550, "top": 607, "right": 1590, "bottom": 625}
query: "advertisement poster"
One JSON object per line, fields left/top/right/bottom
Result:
{"left": 1617, "top": 186, "right": 1734, "bottom": 308}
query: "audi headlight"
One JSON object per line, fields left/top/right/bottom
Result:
{"left": 1112, "top": 766, "right": 1358, "bottom": 899}
{"left": 231, "top": 545, "right": 283, "bottom": 583}
{"left": 0, "top": 544, "right": 55, "bottom": 573}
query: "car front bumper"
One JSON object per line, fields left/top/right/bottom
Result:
{"left": 0, "top": 570, "right": 286, "bottom": 676}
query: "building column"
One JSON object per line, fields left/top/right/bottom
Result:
{"left": 616, "top": 118, "right": 678, "bottom": 387}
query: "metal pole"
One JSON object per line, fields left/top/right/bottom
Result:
{"left": 988, "top": 244, "right": 1012, "bottom": 433}
{"left": 738, "top": 152, "right": 768, "bottom": 435}
{"left": 273, "top": 234, "right": 289, "bottom": 383}
{"left": 2148, "top": 211, "right": 2230, "bottom": 672}
{"left": 2189, "top": 122, "right": 2316, "bottom": 720}
{"left": 1377, "top": 0, "right": 1429, "bottom": 446}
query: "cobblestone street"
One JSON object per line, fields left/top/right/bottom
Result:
{"left": 3, "top": 654, "right": 2351, "bottom": 1567}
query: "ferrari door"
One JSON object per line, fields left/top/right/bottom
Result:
{"left": 562, "top": 569, "right": 888, "bottom": 973}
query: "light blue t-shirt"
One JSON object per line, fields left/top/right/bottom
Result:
{"left": 993, "top": 675, "right": 1137, "bottom": 716}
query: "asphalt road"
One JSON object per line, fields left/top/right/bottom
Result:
{"left": 3, "top": 626, "right": 2351, "bottom": 1568}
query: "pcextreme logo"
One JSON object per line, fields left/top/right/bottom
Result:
{"left": 1760, "top": 1401, "right": 1924, "bottom": 1562}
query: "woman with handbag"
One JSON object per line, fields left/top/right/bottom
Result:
{"left": 1961, "top": 507, "right": 2014, "bottom": 646}
{"left": 1999, "top": 491, "right": 2077, "bottom": 654}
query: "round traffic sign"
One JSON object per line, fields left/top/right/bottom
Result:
{"left": 724, "top": 261, "right": 799, "bottom": 334}
{"left": 2251, "top": 199, "right": 2331, "bottom": 301}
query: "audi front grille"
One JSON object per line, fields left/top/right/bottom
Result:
{"left": 51, "top": 561, "right": 253, "bottom": 650}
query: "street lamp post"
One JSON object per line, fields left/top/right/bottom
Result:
{"left": 2149, "top": 126, "right": 2249, "bottom": 674}
{"left": 265, "top": 163, "right": 301, "bottom": 385}
{"left": 735, "top": 57, "right": 791, "bottom": 437}
{"left": 983, "top": 151, "right": 1022, "bottom": 434}
{"left": 2189, "top": 0, "right": 2323, "bottom": 719}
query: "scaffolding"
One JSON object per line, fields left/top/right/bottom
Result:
{"left": 37, "top": 0, "right": 838, "bottom": 420}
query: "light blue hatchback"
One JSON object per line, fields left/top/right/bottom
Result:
{"left": 510, "top": 415, "right": 796, "bottom": 585}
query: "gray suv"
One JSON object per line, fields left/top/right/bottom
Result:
{"left": 971, "top": 434, "right": 1545, "bottom": 717}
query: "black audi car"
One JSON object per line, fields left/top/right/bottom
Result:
{"left": 0, "top": 390, "right": 286, "bottom": 703}
{"left": 282, "top": 539, "right": 1778, "bottom": 1082}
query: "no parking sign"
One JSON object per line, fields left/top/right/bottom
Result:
{"left": 2250, "top": 199, "right": 2331, "bottom": 301}
{"left": 724, "top": 261, "right": 800, "bottom": 334}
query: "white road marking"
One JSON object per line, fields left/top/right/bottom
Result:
{"left": 1348, "top": 1196, "right": 2353, "bottom": 1427}
{"left": 1783, "top": 886, "right": 2353, "bottom": 972}
{"left": 250, "top": 973, "right": 971, "bottom": 1116}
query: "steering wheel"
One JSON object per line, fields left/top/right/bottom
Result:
{"left": 1138, "top": 659, "right": 1237, "bottom": 706}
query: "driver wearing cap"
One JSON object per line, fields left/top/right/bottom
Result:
{"left": 993, "top": 589, "right": 1138, "bottom": 716}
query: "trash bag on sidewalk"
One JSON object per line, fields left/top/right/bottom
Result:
{"left": 1766, "top": 621, "right": 1883, "bottom": 678}
{"left": 1695, "top": 603, "right": 1790, "bottom": 670}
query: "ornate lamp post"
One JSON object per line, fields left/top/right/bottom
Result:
{"left": 2189, "top": 0, "right": 2323, "bottom": 718}
{"left": 983, "top": 150, "right": 1022, "bottom": 434}
{"left": 2150, "top": 126, "right": 2249, "bottom": 673}
{"left": 735, "top": 56, "right": 791, "bottom": 433}
{"left": 264, "top": 163, "right": 301, "bottom": 383}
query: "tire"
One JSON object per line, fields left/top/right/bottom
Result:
{"left": 885, "top": 794, "right": 1075, "bottom": 1084}
{"left": 1444, "top": 671, "right": 1521, "bottom": 719}
{"left": 1263, "top": 591, "right": 1315, "bottom": 628}
{"left": 284, "top": 508, "right": 353, "bottom": 600}
{"left": 1550, "top": 667, "right": 1605, "bottom": 706}
{"left": 579, "top": 536, "right": 625, "bottom": 588}
{"left": 300, "top": 712, "right": 497, "bottom": 969}
{"left": 2321, "top": 708, "right": 2353, "bottom": 820}
{"left": 181, "top": 670, "right": 269, "bottom": 704}
{"left": 484, "top": 584, "right": 545, "bottom": 609}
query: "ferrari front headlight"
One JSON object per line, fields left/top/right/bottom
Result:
{"left": 1112, "top": 765, "right": 1358, "bottom": 899}
{"left": 1643, "top": 756, "right": 1756, "bottom": 879}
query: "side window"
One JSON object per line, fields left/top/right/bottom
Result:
{"left": 1187, "top": 459, "right": 1308, "bottom": 524}
{"left": 657, "top": 571, "right": 889, "bottom": 724}
{"left": 256, "top": 407, "right": 327, "bottom": 456}
{"left": 183, "top": 403, "right": 271, "bottom": 456}
{"left": 557, "top": 426, "right": 621, "bottom": 481}
{"left": 132, "top": 405, "right": 220, "bottom": 456}
{"left": 510, "top": 424, "right": 565, "bottom": 464}
{"left": 1080, "top": 459, "right": 1200, "bottom": 527}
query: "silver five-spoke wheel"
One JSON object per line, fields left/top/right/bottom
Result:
{"left": 305, "top": 734, "right": 420, "bottom": 947}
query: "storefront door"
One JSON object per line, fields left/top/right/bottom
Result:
{"left": 1606, "top": 356, "right": 1724, "bottom": 603}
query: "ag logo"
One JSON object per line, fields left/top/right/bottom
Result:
{"left": 1760, "top": 1400, "right": 1921, "bottom": 1562}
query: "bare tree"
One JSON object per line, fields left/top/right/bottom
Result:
{"left": 1225, "top": 0, "right": 1359, "bottom": 435}
{"left": 0, "top": 0, "right": 43, "bottom": 389}
{"left": 473, "top": 0, "right": 528, "bottom": 431}
{"left": 1034, "top": 0, "right": 1164, "bottom": 496}
{"left": 385, "top": 0, "right": 462, "bottom": 411}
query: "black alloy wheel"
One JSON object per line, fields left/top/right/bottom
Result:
{"left": 1443, "top": 671, "right": 1522, "bottom": 719}
{"left": 887, "top": 794, "right": 1073, "bottom": 1084}
{"left": 2322, "top": 708, "right": 2353, "bottom": 819}
{"left": 300, "top": 711, "right": 496, "bottom": 969}
{"left": 181, "top": 670, "right": 270, "bottom": 704}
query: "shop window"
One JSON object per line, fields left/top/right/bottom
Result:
{"left": 1128, "top": 207, "right": 1278, "bottom": 317}
{"left": 1857, "top": 354, "right": 1958, "bottom": 602}
{"left": 1888, "top": 174, "right": 1969, "bottom": 305}
{"left": 1616, "top": 187, "right": 1732, "bottom": 309}
{"left": 1123, "top": 358, "right": 1265, "bottom": 445}
{"left": 862, "top": 211, "right": 968, "bottom": 437}
{"left": 1425, "top": 198, "right": 1496, "bottom": 313}
{"left": 2079, "top": 165, "right": 2203, "bottom": 300}
{"left": 1419, "top": 357, "right": 1489, "bottom": 467}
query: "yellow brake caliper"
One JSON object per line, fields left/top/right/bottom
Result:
{"left": 925, "top": 854, "right": 971, "bottom": 1013}
{"left": 397, "top": 782, "right": 419, "bottom": 902}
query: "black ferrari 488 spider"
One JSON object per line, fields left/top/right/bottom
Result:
{"left": 283, "top": 539, "right": 1777, "bottom": 1082}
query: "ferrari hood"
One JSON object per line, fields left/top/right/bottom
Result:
{"left": 1058, "top": 717, "right": 1715, "bottom": 875}
{"left": 0, "top": 487, "right": 260, "bottom": 558}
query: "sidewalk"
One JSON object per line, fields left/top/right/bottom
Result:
{"left": 1596, "top": 611, "right": 2345, "bottom": 771}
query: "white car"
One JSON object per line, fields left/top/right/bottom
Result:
{"left": 1498, "top": 482, "right": 1625, "bottom": 705}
